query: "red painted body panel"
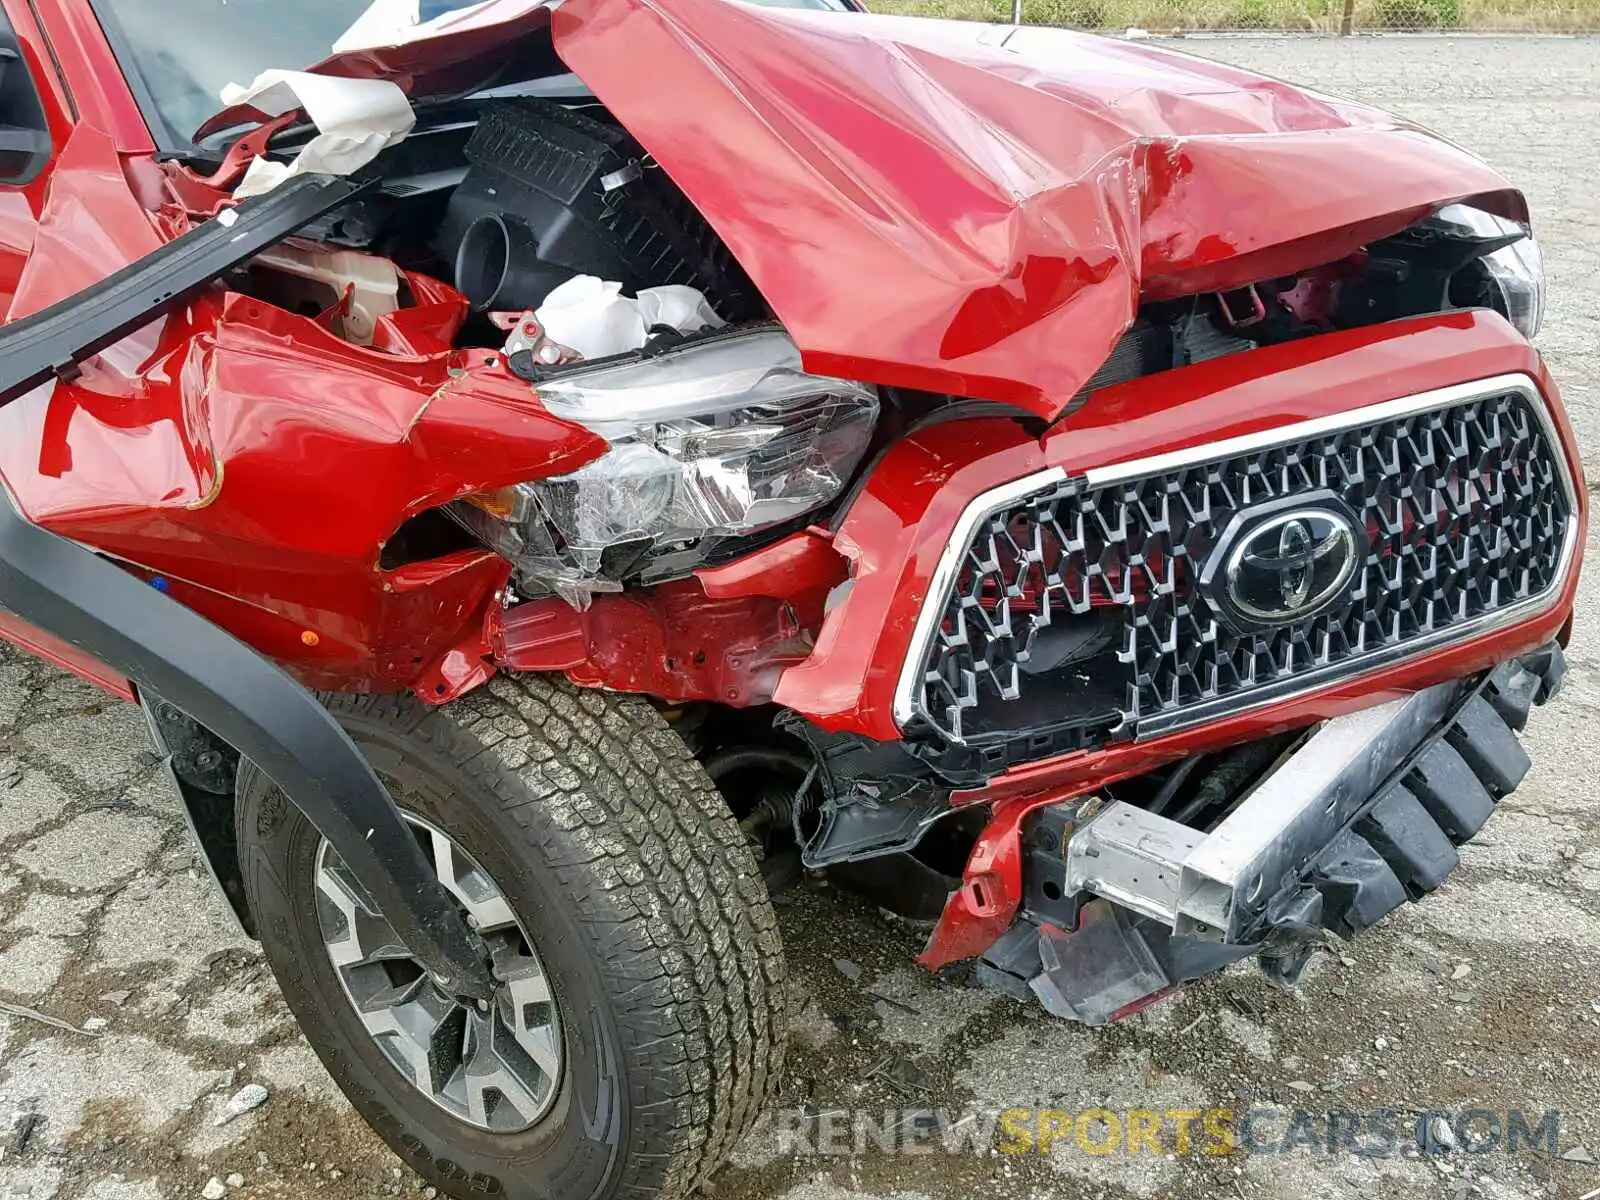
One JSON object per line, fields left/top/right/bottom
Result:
{"left": 492, "top": 580, "right": 822, "bottom": 707}
{"left": 696, "top": 530, "right": 847, "bottom": 603}
{"left": 7, "top": 121, "right": 165, "bottom": 320}
{"left": 0, "top": 611, "right": 134, "bottom": 699}
{"left": 188, "top": 0, "right": 1529, "bottom": 424}
{"left": 0, "top": 3, "right": 1582, "bottom": 985}
{"left": 486, "top": 528, "right": 850, "bottom": 707}
{"left": 0, "top": 286, "right": 604, "bottom": 692}
{"left": 26, "top": 0, "right": 154, "bottom": 154}
{"left": 553, "top": 0, "right": 1522, "bottom": 420}
{"left": 0, "top": 0, "right": 84, "bottom": 319}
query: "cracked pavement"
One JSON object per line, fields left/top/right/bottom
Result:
{"left": 2, "top": 33, "right": 1599, "bottom": 1200}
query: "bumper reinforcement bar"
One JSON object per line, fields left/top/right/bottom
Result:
{"left": 976, "top": 645, "right": 1566, "bottom": 1023}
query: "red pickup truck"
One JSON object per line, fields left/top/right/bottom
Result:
{"left": 0, "top": 1, "right": 1581, "bottom": 1197}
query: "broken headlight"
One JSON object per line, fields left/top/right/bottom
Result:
{"left": 1429, "top": 203, "right": 1545, "bottom": 339}
{"left": 449, "top": 329, "right": 877, "bottom": 602}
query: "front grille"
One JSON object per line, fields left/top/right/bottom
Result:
{"left": 905, "top": 382, "right": 1575, "bottom": 771}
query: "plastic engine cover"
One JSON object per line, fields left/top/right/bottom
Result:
{"left": 443, "top": 98, "right": 757, "bottom": 317}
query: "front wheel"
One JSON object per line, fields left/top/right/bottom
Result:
{"left": 236, "top": 676, "right": 787, "bottom": 1200}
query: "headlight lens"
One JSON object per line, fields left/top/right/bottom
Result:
{"left": 449, "top": 329, "right": 878, "bottom": 600}
{"left": 1428, "top": 203, "right": 1545, "bottom": 338}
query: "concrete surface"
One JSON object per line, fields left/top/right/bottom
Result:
{"left": 2, "top": 34, "right": 1599, "bottom": 1200}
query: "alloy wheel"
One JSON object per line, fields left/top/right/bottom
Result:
{"left": 314, "top": 813, "right": 563, "bottom": 1133}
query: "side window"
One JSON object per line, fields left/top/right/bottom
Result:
{"left": 0, "top": 8, "right": 50, "bottom": 185}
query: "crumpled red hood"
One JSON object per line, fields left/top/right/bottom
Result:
{"left": 300, "top": 1, "right": 1525, "bottom": 421}
{"left": 551, "top": 4, "right": 1522, "bottom": 419}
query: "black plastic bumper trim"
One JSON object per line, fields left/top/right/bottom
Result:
{"left": 1303, "top": 652, "right": 1555, "bottom": 937}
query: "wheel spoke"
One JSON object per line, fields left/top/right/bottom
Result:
{"left": 428, "top": 829, "right": 517, "bottom": 933}
{"left": 500, "top": 963, "right": 561, "bottom": 1078}
{"left": 350, "top": 976, "right": 428, "bottom": 1029}
{"left": 463, "top": 1014, "right": 552, "bottom": 1127}
{"left": 372, "top": 986, "right": 466, "bottom": 1097}
{"left": 516, "top": 1024, "right": 561, "bottom": 1082}
{"left": 505, "top": 968, "right": 551, "bottom": 1007}
{"left": 316, "top": 814, "right": 563, "bottom": 1134}
{"left": 317, "top": 857, "right": 408, "bottom": 969}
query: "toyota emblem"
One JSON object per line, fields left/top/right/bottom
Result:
{"left": 1201, "top": 499, "right": 1364, "bottom": 631}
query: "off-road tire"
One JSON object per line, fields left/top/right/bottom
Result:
{"left": 235, "top": 674, "right": 787, "bottom": 1200}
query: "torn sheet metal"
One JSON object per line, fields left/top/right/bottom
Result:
{"left": 219, "top": 70, "right": 416, "bottom": 199}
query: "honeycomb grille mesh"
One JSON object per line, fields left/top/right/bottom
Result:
{"left": 915, "top": 389, "right": 1573, "bottom": 748}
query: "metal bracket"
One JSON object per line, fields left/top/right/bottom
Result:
{"left": 1215, "top": 283, "right": 1267, "bottom": 329}
{"left": 1064, "top": 800, "right": 1204, "bottom": 925}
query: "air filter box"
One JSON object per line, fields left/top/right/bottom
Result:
{"left": 444, "top": 98, "right": 756, "bottom": 317}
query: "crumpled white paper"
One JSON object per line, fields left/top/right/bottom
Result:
{"left": 534, "top": 276, "right": 725, "bottom": 359}
{"left": 220, "top": 70, "right": 416, "bottom": 199}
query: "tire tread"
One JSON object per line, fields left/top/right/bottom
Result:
{"left": 252, "top": 676, "right": 786, "bottom": 1200}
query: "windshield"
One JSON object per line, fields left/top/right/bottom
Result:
{"left": 94, "top": 0, "right": 375, "bottom": 149}
{"left": 91, "top": 0, "right": 855, "bottom": 153}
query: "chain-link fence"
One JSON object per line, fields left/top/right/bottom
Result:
{"left": 868, "top": 0, "right": 1600, "bottom": 32}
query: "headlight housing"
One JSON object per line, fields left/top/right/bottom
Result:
{"left": 1427, "top": 203, "right": 1545, "bottom": 338}
{"left": 449, "top": 329, "right": 878, "bottom": 603}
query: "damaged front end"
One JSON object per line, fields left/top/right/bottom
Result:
{"left": 2, "top": 0, "right": 1587, "bottom": 1031}
{"left": 786, "top": 319, "right": 1586, "bottom": 1007}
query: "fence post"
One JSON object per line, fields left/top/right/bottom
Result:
{"left": 1012, "top": 0, "right": 1023, "bottom": 22}
{"left": 1340, "top": 0, "right": 1356, "bottom": 33}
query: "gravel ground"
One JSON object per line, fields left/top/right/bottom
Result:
{"left": 2, "top": 33, "right": 1599, "bottom": 1200}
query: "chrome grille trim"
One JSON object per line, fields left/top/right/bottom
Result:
{"left": 893, "top": 372, "right": 1579, "bottom": 749}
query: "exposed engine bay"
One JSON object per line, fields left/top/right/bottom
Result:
{"left": 220, "top": 88, "right": 1547, "bottom": 610}
{"left": 199, "top": 78, "right": 1559, "bottom": 936}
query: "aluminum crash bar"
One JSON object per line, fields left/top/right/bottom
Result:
{"left": 1063, "top": 680, "right": 1466, "bottom": 943}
